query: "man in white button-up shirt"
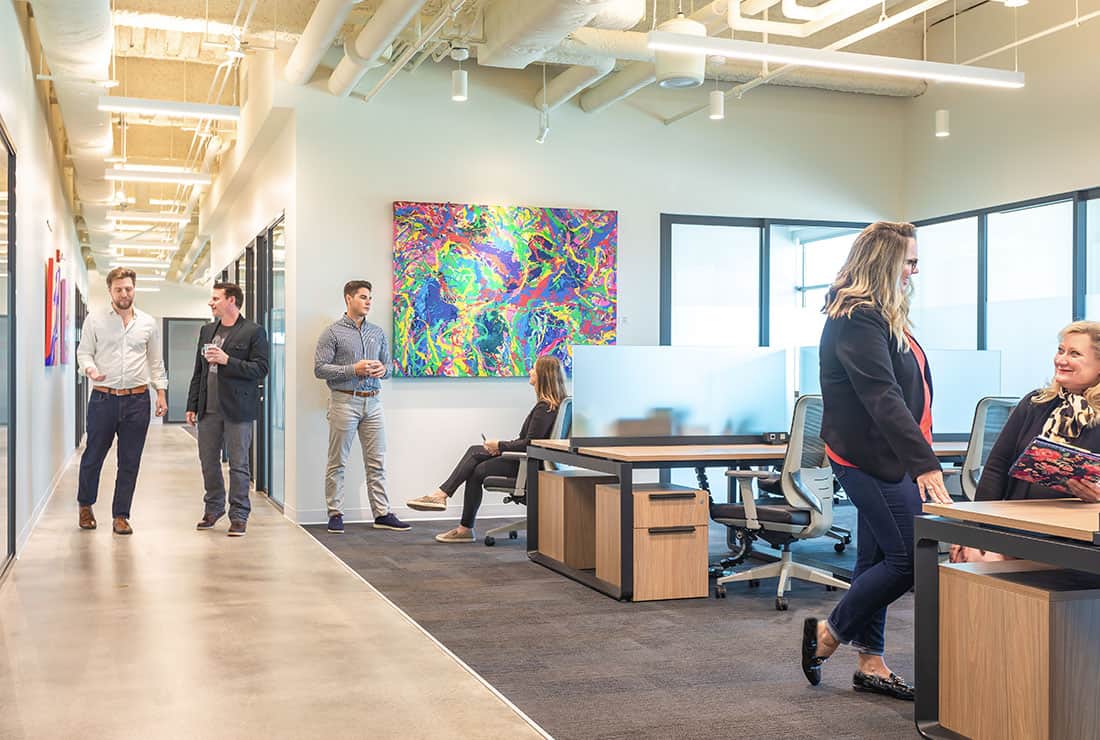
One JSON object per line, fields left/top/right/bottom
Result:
{"left": 75, "top": 267, "right": 168, "bottom": 535}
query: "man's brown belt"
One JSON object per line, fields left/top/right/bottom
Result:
{"left": 334, "top": 389, "right": 379, "bottom": 398}
{"left": 93, "top": 385, "right": 149, "bottom": 396}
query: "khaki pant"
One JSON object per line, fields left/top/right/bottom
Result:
{"left": 324, "top": 393, "right": 389, "bottom": 518}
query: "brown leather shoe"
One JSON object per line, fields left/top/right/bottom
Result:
{"left": 112, "top": 517, "right": 133, "bottom": 535}
{"left": 227, "top": 520, "right": 246, "bottom": 537}
{"left": 79, "top": 506, "right": 96, "bottom": 530}
{"left": 196, "top": 512, "right": 223, "bottom": 530}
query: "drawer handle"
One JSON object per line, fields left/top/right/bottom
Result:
{"left": 647, "top": 492, "right": 696, "bottom": 501}
{"left": 647, "top": 526, "right": 696, "bottom": 535}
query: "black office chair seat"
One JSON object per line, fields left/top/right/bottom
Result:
{"left": 710, "top": 502, "right": 811, "bottom": 526}
{"left": 484, "top": 475, "right": 518, "bottom": 490}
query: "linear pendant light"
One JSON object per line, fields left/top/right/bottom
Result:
{"left": 104, "top": 167, "right": 212, "bottom": 186}
{"left": 98, "top": 96, "right": 241, "bottom": 121}
{"left": 646, "top": 31, "right": 1025, "bottom": 89}
{"left": 107, "top": 210, "right": 190, "bottom": 224}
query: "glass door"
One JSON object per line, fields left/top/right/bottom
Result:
{"left": 162, "top": 318, "right": 208, "bottom": 423}
{"left": 1, "top": 118, "right": 15, "bottom": 572}
{"left": 266, "top": 220, "right": 286, "bottom": 506}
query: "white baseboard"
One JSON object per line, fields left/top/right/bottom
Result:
{"left": 291, "top": 502, "right": 527, "bottom": 526}
{"left": 17, "top": 447, "right": 82, "bottom": 553}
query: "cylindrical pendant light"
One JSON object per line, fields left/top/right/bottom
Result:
{"left": 709, "top": 89, "right": 725, "bottom": 120}
{"left": 451, "top": 69, "right": 468, "bottom": 102}
{"left": 935, "top": 109, "right": 950, "bottom": 137}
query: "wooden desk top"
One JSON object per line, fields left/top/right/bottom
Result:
{"left": 923, "top": 499, "right": 1100, "bottom": 543}
{"left": 532, "top": 439, "right": 969, "bottom": 462}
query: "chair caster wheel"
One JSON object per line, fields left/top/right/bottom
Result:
{"left": 484, "top": 536, "right": 495, "bottom": 546}
{"left": 775, "top": 597, "right": 789, "bottom": 611}
{"left": 844, "top": 535, "right": 852, "bottom": 544}
{"left": 826, "top": 585, "right": 838, "bottom": 592}
{"left": 834, "top": 542, "right": 847, "bottom": 553}
{"left": 509, "top": 531, "right": 518, "bottom": 540}
{"left": 714, "top": 586, "right": 726, "bottom": 599}
{"left": 749, "top": 579, "right": 760, "bottom": 588}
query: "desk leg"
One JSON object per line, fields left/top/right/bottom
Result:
{"left": 914, "top": 529, "right": 942, "bottom": 737}
{"left": 618, "top": 463, "right": 634, "bottom": 601}
{"left": 526, "top": 459, "right": 540, "bottom": 553}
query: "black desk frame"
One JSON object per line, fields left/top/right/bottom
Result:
{"left": 527, "top": 442, "right": 784, "bottom": 601}
{"left": 913, "top": 515, "right": 1100, "bottom": 739}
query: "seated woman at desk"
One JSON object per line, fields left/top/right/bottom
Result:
{"left": 405, "top": 355, "right": 567, "bottom": 543}
{"left": 952, "top": 320, "right": 1100, "bottom": 562}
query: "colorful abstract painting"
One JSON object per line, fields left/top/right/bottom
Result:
{"left": 44, "top": 252, "right": 61, "bottom": 367}
{"left": 392, "top": 201, "right": 617, "bottom": 377}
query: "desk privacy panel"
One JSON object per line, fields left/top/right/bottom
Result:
{"left": 392, "top": 201, "right": 617, "bottom": 377}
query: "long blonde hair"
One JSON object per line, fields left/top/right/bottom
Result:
{"left": 1032, "top": 321, "right": 1100, "bottom": 415}
{"left": 825, "top": 221, "right": 916, "bottom": 352}
{"left": 534, "top": 355, "right": 567, "bottom": 411}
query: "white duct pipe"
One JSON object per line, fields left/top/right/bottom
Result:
{"left": 589, "top": 0, "right": 647, "bottom": 30}
{"left": 30, "top": 0, "right": 115, "bottom": 246}
{"left": 728, "top": 0, "right": 883, "bottom": 38}
{"left": 327, "top": 0, "right": 429, "bottom": 97}
{"left": 284, "top": 0, "right": 359, "bottom": 85}
{"left": 781, "top": 0, "right": 870, "bottom": 22}
{"left": 532, "top": 57, "right": 615, "bottom": 111}
{"left": 579, "top": 62, "right": 656, "bottom": 112}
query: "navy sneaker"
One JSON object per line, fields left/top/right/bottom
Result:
{"left": 327, "top": 514, "right": 344, "bottom": 534}
{"left": 373, "top": 513, "right": 411, "bottom": 531}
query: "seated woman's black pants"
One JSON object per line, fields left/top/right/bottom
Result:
{"left": 440, "top": 445, "right": 521, "bottom": 528}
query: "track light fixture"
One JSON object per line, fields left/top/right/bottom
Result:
{"left": 535, "top": 64, "right": 550, "bottom": 144}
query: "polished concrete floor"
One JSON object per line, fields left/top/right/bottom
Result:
{"left": 0, "top": 424, "right": 546, "bottom": 739}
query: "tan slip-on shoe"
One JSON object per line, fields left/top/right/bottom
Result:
{"left": 434, "top": 527, "right": 474, "bottom": 543}
{"left": 406, "top": 495, "right": 447, "bottom": 512}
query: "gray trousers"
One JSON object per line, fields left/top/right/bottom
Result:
{"left": 198, "top": 411, "right": 254, "bottom": 522}
{"left": 325, "top": 393, "right": 389, "bottom": 518}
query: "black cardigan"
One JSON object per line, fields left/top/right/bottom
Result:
{"left": 975, "top": 391, "right": 1100, "bottom": 501}
{"left": 498, "top": 401, "right": 557, "bottom": 453}
{"left": 819, "top": 305, "right": 940, "bottom": 482}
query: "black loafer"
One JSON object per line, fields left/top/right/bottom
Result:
{"left": 801, "top": 618, "right": 828, "bottom": 686}
{"left": 852, "top": 671, "right": 914, "bottom": 701}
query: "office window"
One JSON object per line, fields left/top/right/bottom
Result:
{"left": 669, "top": 223, "right": 759, "bottom": 346}
{"left": 987, "top": 200, "right": 1074, "bottom": 397}
{"left": 769, "top": 224, "right": 859, "bottom": 349}
{"left": 912, "top": 218, "right": 978, "bottom": 350}
{"left": 1087, "top": 198, "right": 1100, "bottom": 318}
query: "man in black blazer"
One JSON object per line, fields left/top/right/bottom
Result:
{"left": 186, "top": 282, "right": 269, "bottom": 536}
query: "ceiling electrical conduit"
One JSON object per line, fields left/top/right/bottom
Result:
{"left": 327, "top": 0, "right": 429, "bottom": 97}
{"left": 284, "top": 0, "right": 360, "bottom": 85}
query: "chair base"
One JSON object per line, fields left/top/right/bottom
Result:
{"left": 483, "top": 518, "right": 525, "bottom": 544}
{"left": 715, "top": 549, "right": 849, "bottom": 607}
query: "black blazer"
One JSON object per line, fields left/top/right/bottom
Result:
{"left": 976, "top": 391, "right": 1100, "bottom": 501}
{"left": 186, "top": 317, "right": 270, "bottom": 423}
{"left": 819, "top": 305, "right": 940, "bottom": 482}
{"left": 499, "top": 401, "right": 557, "bottom": 453}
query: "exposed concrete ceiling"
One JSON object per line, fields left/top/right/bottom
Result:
{"left": 31, "top": 0, "right": 1009, "bottom": 284}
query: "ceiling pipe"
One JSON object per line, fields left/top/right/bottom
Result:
{"left": 30, "top": 0, "right": 116, "bottom": 248}
{"left": 728, "top": 0, "right": 885, "bottom": 38}
{"left": 327, "top": 0, "right": 429, "bottom": 97}
{"left": 284, "top": 0, "right": 360, "bottom": 85}
{"left": 532, "top": 57, "right": 615, "bottom": 111}
{"left": 579, "top": 62, "right": 656, "bottom": 112}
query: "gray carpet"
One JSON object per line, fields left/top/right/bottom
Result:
{"left": 308, "top": 510, "right": 919, "bottom": 740}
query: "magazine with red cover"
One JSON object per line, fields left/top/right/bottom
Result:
{"left": 1007, "top": 435, "right": 1100, "bottom": 493}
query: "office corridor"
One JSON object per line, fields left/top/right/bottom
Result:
{"left": 0, "top": 424, "right": 545, "bottom": 739}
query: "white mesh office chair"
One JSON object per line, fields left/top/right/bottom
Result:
{"left": 712, "top": 394, "right": 849, "bottom": 611}
{"left": 944, "top": 396, "right": 1019, "bottom": 500}
{"left": 482, "top": 397, "right": 572, "bottom": 546}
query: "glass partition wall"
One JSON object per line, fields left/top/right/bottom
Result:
{"left": 1, "top": 118, "right": 15, "bottom": 573}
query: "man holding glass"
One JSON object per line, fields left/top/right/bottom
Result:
{"left": 186, "top": 282, "right": 269, "bottom": 537}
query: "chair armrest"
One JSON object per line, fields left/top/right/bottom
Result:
{"left": 942, "top": 468, "right": 960, "bottom": 477}
{"left": 724, "top": 470, "right": 763, "bottom": 530}
{"left": 726, "top": 470, "right": 774, "bottom": 480}
{"left": 500, "top": 451, "right": 527, "bottom": 460}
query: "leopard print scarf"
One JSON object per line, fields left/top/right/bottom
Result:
{"left": 1041, "top": 388, "right": 1098, "bottom": 442}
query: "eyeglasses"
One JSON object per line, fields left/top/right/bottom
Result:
{"left": 904, "top": 259, "right": 919, "bottom": 269}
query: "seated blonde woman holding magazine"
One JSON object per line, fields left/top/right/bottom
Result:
{"left": 952, "top": 321, "right": 1100, "bottom": 563}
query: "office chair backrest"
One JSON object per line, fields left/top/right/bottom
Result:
{"left": 545, "top": 397, "right": 573, "bottom": 472}
{"left": 961, "top": 396, "right": 1019, "bottom": 500}
{"left": 779, "top": 395, "right": 833, "bottom": 537}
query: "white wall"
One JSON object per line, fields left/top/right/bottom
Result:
{"left": 0, "top": 4, "right": 86, "bottom": 550}
{"left": 904, "top": 0, "right": 1100, "bottom": 219}
{"left": 86, "top": 270, "right": 211, "bottom": 319}
{"left": 238, "top": 58, "right": 907, "bottom": 524}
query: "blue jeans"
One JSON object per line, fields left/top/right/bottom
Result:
{"left": 826, "top": 463, "right": 922, "bottom": 656}
{"left": 77, "top": 390, "right": 151, "bottom": 518}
